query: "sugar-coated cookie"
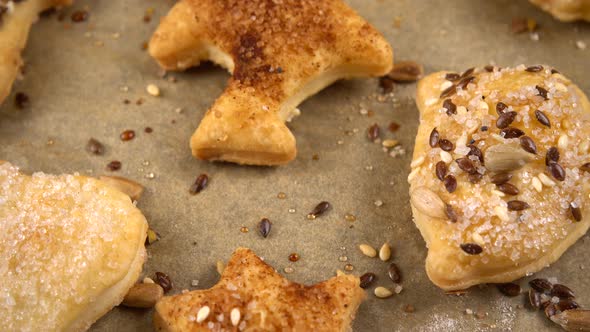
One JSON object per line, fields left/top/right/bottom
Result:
{"left": 0, "top": 162, "right": 148, "bottom": 331}
{"left": 410, "top": 65, "right": 590, "bottom": 290}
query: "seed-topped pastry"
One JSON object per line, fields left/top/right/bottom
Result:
{"left": 529, "top": 0, "right": 590, "bottom": 22}
{"left": 0, "top": 161, "right": 148, "bottom": 331}
{"left": 154, "top": 248, "right": 365, "bottom": 331}
{"left": 149, "top": 0, "right": 393, "bottom": 165}
{"left": 0, "top": 0, "right": 72, "bottom": 105}
{"left": 410, "top": 65, "right": 590, "bottom": 291}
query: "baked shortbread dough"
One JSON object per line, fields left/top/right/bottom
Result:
{"left": 0, "top": 162, "right": 148, "bottom": 331}
{"left": 529, "top": 0, "right": 590, "bottom": 21}
{"left": 410, "top": 65, "right": 590, "bottom": 291}
{"left": 149, "top": 0, "right": 393, "bottom": 165}
{"left": 0, "top": 0, "right": 72, "bottom": 105}
{"left": 154, "top": 248, "right": 365, "bottom": 331}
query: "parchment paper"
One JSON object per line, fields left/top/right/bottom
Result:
{"left": 1, "top": 0, "right": 589, "bottom": 330}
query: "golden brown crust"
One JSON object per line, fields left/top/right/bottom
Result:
{"left": 0, "top": 0, "right": 72, "bottom": 105}
{"left": 529, "top": 0, "right": 590, "bottom": 21}
{"left": 154, "top": 248, "right": 365, "bottom": 331}
{"left": 411, "top": 66, "right": 590, "bottom": 291}
{"left": 149, "top": 0, "right": 393, "bottom": 165}
{"left": 0, "top": 162, "right": 148, "bottom": 331}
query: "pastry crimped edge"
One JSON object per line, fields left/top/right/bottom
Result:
{"left": 0, "top": 162, "right": 148, "bottom": 331}
{"left": 0, "top": 0, "right": 72, "bottom": 105}
{"left": 411, "top": 69, "right": 590, "bottom": 291}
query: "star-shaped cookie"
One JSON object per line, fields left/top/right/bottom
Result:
{"left": 0, "top": 161, "right": 148, "bottom": 331}
{"left": 529, "top": 0, "right": 590, "bottom": 21}
{"left": 0, "top": 0, "right": 72, "bottom": 105}
{"left": 153, "top": 248, "right": 365, "bottom": 331}
{"left": 410, "top": 65, "right": 590, "bottom": 290}
{"left": 149, "top": 0, "right": 393, "bottom": 165}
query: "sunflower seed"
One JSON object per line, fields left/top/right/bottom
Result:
{"left": 410, "top": 187, "right": 446, "bottom": 219}
{"left": 550, "top": 309, "right": 590, "bottom": 331}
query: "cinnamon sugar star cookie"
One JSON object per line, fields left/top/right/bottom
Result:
{"left": 0, "top": 162, "right": 148, "bottom": 331}
{"left": 410, "top": 65, "right": 590, "bottom": 291}
{"left": 0, "top": 0, "right": 72, "bottom": 105}
{"left": 154, "top": 248, "right": 365, "bottom": 331}
{"left": 149, "top": 0, "right": 393, "bottom": 165}
{"left": 529, "top": 0, "right": 590, "bottom": 21}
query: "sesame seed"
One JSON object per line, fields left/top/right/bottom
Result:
{"left": 411, "top": 156, "right": 425, "bottom": 168}
{"left": 146, "top": 84, "right": 160, "bottom": 96}
{"left": 538, "top": 173, "right": 556, "bottom": 187}
{"left": 576, "top": 40, "right": 587, "bottom": 50}
{"left": 196, "top": 306, "right": 210, "bottom": 323}
{"left": 440, "top": 151, "right": 453, "bottom": 163}
{"left": 230, "top": 308, "right": 241, "bottom": 326}
{"left": 531, "top": 177, "right": 543, "bottom": 192}
{"left": 374, "top": 286, "right": 394, "bottom": 298}
{"left": 359, "top": 244, "right": 377, "bottom": 258}
{"left": 558, "top": 134, "right": 569, "bottom": 150}
{"left": 494, "top": 206, "right": 510, "bottom": 222}
{"left": 379, "top": 243, "right": 391, "bottom": 261}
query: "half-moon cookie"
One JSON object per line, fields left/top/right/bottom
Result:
{"left": 529, "top": 0, "right": 590, "bottom": 21}
{"left": 0, "top": 0, "right": 72, "bottom": 105}
{"left": 410, "top": 65, "right": 590, "bottom": 291}
{"left": 149, "top": 0, "right": 393, "bottom": 165}
{"left": 154, "top": 247, "right": 365, "bottom": 331}
{"left": 0, "top": 162, "right": 148, "bottom": 331}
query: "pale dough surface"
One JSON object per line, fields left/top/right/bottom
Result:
{"left": 154, "top": 248, "right": 365, "bottom": 331}
{"left": 0, "top": 162, "right": 148, "bottom": 331}
{"left": 0, "top": 0, "right": 72, "bottom": 105}
{"left": 411, "top": 66, "right": 590, "bottom": 290}
{"left": 149, "top": 0, "right": 393, "bottom": 165}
